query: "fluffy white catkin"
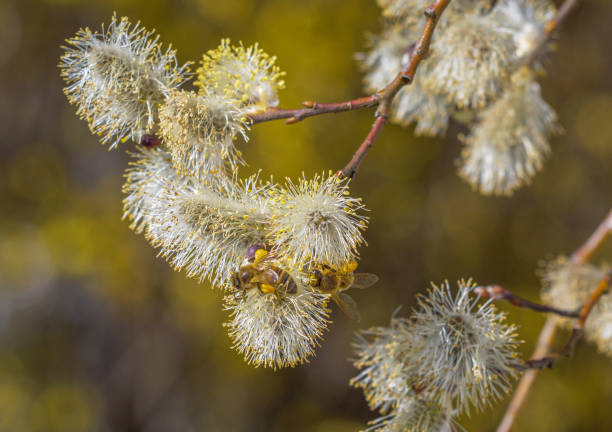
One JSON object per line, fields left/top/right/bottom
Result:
{"left": 60, "top": 14, "right": 190, "bottom": 148}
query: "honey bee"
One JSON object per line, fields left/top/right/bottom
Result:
{"left": 309, "top": 260, "right": 378, "bottom": 321}
{"left": 231, "top": 244, "right": 298, "bottom": 298}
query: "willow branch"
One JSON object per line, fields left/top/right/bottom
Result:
{"left": 517, "top": 270, "right": 611, "bottom": 370}
{"left": 498, "top": 207, "right": 612, "bottom": 432}
{"left": 339, "top": 116, "right": 388, "bottom": 178}
{"left": 570, "top": 209, "right": 612, "bottom": 263}
{"left": 474, "top": 285, "right": 579, "bottom": 318}
{"left": 339, "top": 0, "right": 452, "bottom": 178}
{"left": 249, "top": 0, "right": 453, "bottom": 179}
{"left": 249, "top": 0, "right": 581, "bottom": 127}
{"left": 546, "top": 0, "right": 581, "bottom": 33}
{"left": 247, "top": 96, "right": 380, "bottom": 125}
{"left": 496, "top": 315, "right": 558, "bottom": 432}
{"left": 142, "top": 1, "right": 452, "bottom": 179}
{"left": 523, "top": 0, "right": 582, "bottom": 66}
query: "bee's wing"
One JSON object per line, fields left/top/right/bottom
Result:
{"left": 351, "top": 273, "right": 379, "bottom": 289}
{"left": 333, "top": 292, "right": 361, "bottom": 322}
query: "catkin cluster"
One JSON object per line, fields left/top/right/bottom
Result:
{"left": 352, "top": 280, "right": 521, "bottom": 431}
{"left": 60, "top": 15, "right": 370, "bottom": 369}
{"left": 359, "top": 0, "right": 560, "bottom": 196}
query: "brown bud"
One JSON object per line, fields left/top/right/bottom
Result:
{"left": 140, "top": 134, "right": 161, "bottom": 148}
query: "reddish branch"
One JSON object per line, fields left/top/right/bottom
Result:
{"left": 474, "top": 285, "right": 579, "bottom": 318}
{"left": 247, "top": 0, "right": 453, "bottom": 179}
{"left": 340, "top": 0, "right": 451, "bottom": 178}
{"left": 570, "top": 209, "right": 612, "bottom": 263}
{"left": 340, "top": 116, "right": 388, "bottom": 178}
{"left": 516, "top": 270, "right": 611, "bottom": 370}
{"left": 497, "top": 208, "right": 612, "bottom": 432}
{"left": 142, "top": 2, "right": 452, "bottom": 178}
{"left": 248, "top": 96, "right": 380, "bottom": 125}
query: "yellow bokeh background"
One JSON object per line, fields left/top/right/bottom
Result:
{"left": 1, "top": 0, "right": 611, "bottom": 430}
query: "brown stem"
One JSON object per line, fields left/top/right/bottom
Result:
{"left": 474, "top": 285, "right": 579, "bottom": 318}
{"left": 523, "top": 0, "right": 582, "bottom": 66}
{"left": 141, "top": 1, "right": 452, "bottom": 179}
{"left": 570, "top": 209, "right": 612, "bottom": 263}
{"left": 339, "top": 0, "right": 452, "bottom": 178}
{"left": 546, "top": 0, "right": 581, "bottom": 33}
{"left": 340, "top": 116, "right": 387, "bottom": 178}
{"left": 517, "top": 270, "right": 611, "bottom": 370}
{"left": 247, "top": 96, "right": 380, "bottom": 125}
{"left": 498, "top": 207, "right": 612, "bottom": 432}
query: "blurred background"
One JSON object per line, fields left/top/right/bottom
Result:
{"left": 1, "top": 0, "right": 611, "bottom": 430}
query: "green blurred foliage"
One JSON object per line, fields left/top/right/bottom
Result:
{"left": 0, "top": 0, "right": 611, "bottom": 430}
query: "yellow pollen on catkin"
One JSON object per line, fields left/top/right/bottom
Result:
{"left": 254, "top": 249, "right": 268, "bottom": 263}
{"left": 195, "top": 38, "right": 285, "bottom": 112}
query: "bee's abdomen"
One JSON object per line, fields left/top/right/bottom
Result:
{"left": 280, "top": 272, "right": 298, "bottom": 294}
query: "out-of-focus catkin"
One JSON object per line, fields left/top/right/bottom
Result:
{"left": 542, "top": 257, "right": 612, "bottom": 357}
{"left": 458, "top": 68, "right": 559, "bottom": 196}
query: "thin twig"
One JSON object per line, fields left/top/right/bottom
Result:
{"left": 497, "top": 207, "right": 612, "bottom": 432}
{"left": 517, "top": 270, "right": 611, "bottom": 370}
{"left": 247, "top": 96, "right": 380, "bottom": 125}
{"left": 570, "top": 209, "right": 612, "bottom": 263}
{"left": 340, "top": 116, "right": 387, "bottom": 178}
{"left": 546, "top": 0, "right": 581, "bottom": 33}
{"left": 142, "top": 1, "right": 453, "bottom": 179}
{"left": 474, "top": 285, "right": 579, "bottom": 318}
{"left": 523, "top": 0, "right": 582, "bottom": 66}
{"left": 496, "top": 315, "right": 558, "bottom": 432}
{"left": 340, "top": 0, "right": 452, "bottom": 178}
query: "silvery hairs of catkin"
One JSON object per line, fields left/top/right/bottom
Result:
{"left": 147, "top": 174, "right": 273, "bottom": 287}
{"left": 541, "top": 257, "right": 612, "bottom": 357}
{"left": 423, "top": 13, "right": 516, "bottom": 110}
{"left": 351, "top": 315, "right": 414, "bottom": 414}
{"left": 458, "top": 68, "right": 560, "bottom": 196}
{"left": 267, "top": 173, "right": 368, "bottom": 269}
{"left": 491, "top": 0, "right": 556, "bottom": 64}
{"left": 223, "top": 283, "right": 331, "bottom": 369}
{"left": 360, "top": 0, "right": 559, "bottom": 139}
{"left": 196, "top": 39, "right": 286, "bottom": 114}
{"left": 367, "top": 397, "right": 457, "bottom": 432}
{"left": 359, "top": 1, "right": 527, "bottom": 137}
{"left": 157, "top": 39, "right": 285, "bottom": 180}
{"left": 123, "top": 147, "right": 274, "bottom": 287}
{"left": 60, "top": 14, "right": 190, "bottom": 148}
{"left": 352, "top": 281, "right": 521, "bottom": 418}
{"left": 122, "top": 147, "right": 178, "bottom": 234}
{"left": 159, "top": 89, "right": 249, "bottom": 179}
{"left": 407, "top": 281, "right": 520, "bottom": 413}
